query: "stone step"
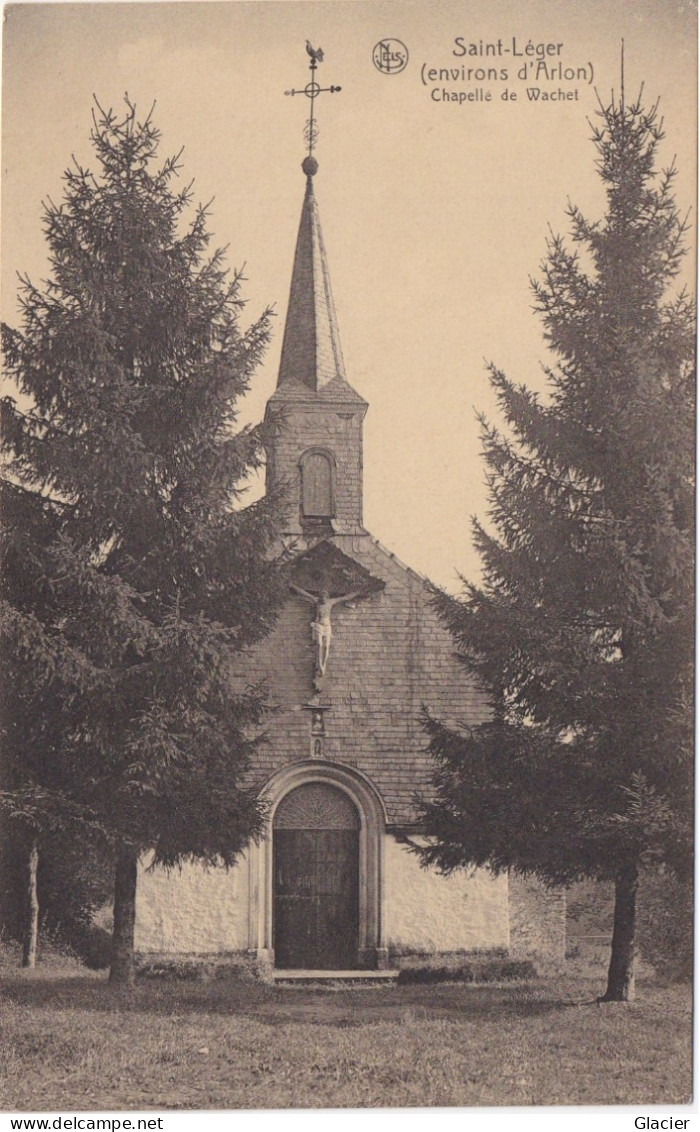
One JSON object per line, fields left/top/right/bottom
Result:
{"left": 273, "top": 968, "right": 400, "bottom": 986}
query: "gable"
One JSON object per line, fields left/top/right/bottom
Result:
{"left": 285, "top": 539, "right": 385, "bottom": 598}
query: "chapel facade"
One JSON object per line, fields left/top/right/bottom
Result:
{"left": 135, "top": 153, "right": 565, "bottom": 972}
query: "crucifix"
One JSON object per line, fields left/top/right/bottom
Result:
{"left": 285, "top": 42, "right": 342, "bottom": 160}
{"left": 290, "top": 584, "right": 366, "bottom": 684}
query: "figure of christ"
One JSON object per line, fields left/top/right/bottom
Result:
{"left": 290, "top": 584, "right": 365, "bottom": 676}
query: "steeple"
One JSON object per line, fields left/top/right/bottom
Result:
{"left": 265, "top": 49, "right": 367, "bottom": 537}
{"left": 272, "top": 46, "right": 364, "bottom": 407}
{"left": 275, "top": 157, "right": 350, "bottom": 393}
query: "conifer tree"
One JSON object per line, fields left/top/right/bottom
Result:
{"left": 1, "top": 99, "right": 285, "bottom": 985}
{"left": 2, "top": 468, "right": 110, "bottom": 965}
{"left": 419, "top": 89, "right": 694, "bottom": 1001}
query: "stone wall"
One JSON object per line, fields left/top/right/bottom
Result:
{"left": 135, "top": 836, "right": 513, "bottom": 957}
{"left": 383, "top": 836, "right": 509, "bottom": 953}
{"left": 136, "top": 844, "right": 565, "bottom": 963}
{"left": 135, "top": 850, "right": 250, "bottom": 954}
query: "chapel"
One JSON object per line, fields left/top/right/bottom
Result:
{"left": 135, "top": 71, "right": 565, "bottom": 973}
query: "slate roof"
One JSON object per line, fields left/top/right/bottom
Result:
{"left": 275, "top": 168, "right": 366, "bottom": 408}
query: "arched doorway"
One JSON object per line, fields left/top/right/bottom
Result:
{"left": 247, "top": 761, "right": 386, "bottom": 969}
{"left": 273, "top": 782, "right": 360, "bottom": 969}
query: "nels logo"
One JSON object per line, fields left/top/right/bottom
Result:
{"left": 372, "top": 39, "right": 409, "bottom": 74}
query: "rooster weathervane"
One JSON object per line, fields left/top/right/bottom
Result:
{"left": 285, "top": 42, "right": 342, "bottom": 159}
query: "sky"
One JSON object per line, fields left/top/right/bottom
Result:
{"left": 2, "top": 0, "right": 697, "bottom": 590}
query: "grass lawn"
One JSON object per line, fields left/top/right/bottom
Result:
{"left": 0, "top": 969, "right": 692, "bottom": 1111}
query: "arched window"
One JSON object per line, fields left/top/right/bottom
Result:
{"left": 300, "top": 449, "right": 334, "bottom": 517}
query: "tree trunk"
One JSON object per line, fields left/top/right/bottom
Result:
{"left": 21, "top": 840, "right": 39, "bottom": 969}
{"left": 599, "top": 860, "right": 638, "bottom": 1001}
{"left": 109, "top": 843, "right": 138, "bottom": 987}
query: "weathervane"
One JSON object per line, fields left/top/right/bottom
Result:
{"left": 285, "top": 42, "right": 341, "bottom": 160}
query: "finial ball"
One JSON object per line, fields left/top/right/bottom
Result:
{"left": 302, "top": 155, "right": 319, "bottom": 177}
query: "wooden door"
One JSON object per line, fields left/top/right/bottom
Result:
{"left": 273, "top": 784, "right": 360, "bottom": 970}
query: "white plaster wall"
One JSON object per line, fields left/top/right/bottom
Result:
{"left": 136, "top": 835, "right": 511, "bottom": 956}
{"left": 382, "top": 836, "right": 509, "bottom": 952}
{"left": 135, "top": 850, "right": 250, "bottom": 953}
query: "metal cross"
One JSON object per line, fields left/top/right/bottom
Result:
{"left": 285, "top": 43, "right": 341, "bottom": 157}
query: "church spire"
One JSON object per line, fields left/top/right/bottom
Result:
{"left": 277, "top": 46, "right": 350, "bottom": 394}
{"left": 266, "top": 47, "right": 367, "bottom": 537}
{"left": 276, "top": 159, "right": 349, "bottom": 391}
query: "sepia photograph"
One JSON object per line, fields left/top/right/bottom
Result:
{"left": 1, "top": 0, "right": 696, "bottom": 1118}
